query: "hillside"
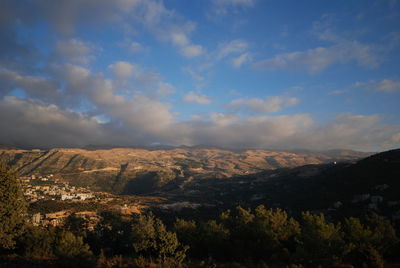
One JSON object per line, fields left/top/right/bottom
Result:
{"left": 156, "top": 149, "right": 400, "bottom": 221}
{"left": 0, "top": 147, "right": 369, "bottom": 194}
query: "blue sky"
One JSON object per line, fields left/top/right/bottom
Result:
{"left": 0, "top": 0, "right": 399, "bottom": 151}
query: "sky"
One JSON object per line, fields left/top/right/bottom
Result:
{"left": 0, "top": 0, "right": 399, "bottom": 151}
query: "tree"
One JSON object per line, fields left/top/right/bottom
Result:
{"left": 343, "top": 215, "right": 399, "bottom": 267}
{"left": 175, "top": 218, "right": 229, "bottom": 260}
{"left": 55, "top": 230, "right": 92, "bottom": 259}
{"left": 252, "top": 206, "right": 301, "bottom": 263}
{"left": 19, "top": 226, "right": 56, "bottom": 259}
{"left": 92, "top": 211, "right": 132, "bottom": 255}
{"left": 131, "top": 213, "right": 188, "bottom": 264}
{"left": 174, "top": 218, "right": 197, "bottom": 247}
{"left": 54, "top": 230, "right": 94, "bottom": 268}
{"left": 215, "top": 205, "right": 302, "bottom": 263}
{"left": 365, "top": 213, "right": 399, "bottom": 256}
{"left": 64, "top": 213, "right": 88, "bottom": 236}
{"left": 295, "top": 212, "right": 347, "bottom": 267}
{"left": 0, "top": 162, "right": 27, "bottom": 250}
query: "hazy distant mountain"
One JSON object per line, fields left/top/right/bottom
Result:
{"left": 0, "top": 147, "right": 371, "bottom": 194}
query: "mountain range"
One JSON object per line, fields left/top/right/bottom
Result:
{"left": 0, "top": 147, "right": 370, "bottom": 195}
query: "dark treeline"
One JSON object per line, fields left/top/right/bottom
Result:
{"left": 1, "top": 164, "right": 400, "bottom": 268}
{"left": 2, "top": 206, "right": 400, "bottom": 268}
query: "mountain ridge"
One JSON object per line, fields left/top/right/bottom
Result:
{"left": 163, "top": 148, "right": 400, "bottom": 218}
{"left": 0, "top": 147, "right": 372, "bottom": 195}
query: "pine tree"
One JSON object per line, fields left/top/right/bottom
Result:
{"left": 131, "top": 213, "right": 188, "bottom": 264}
{"left": 295, "top": 212, "right": 347, "bottom": 266}
{"left": 55, "top": 231, "right": 92, "bottom": 259}
{"left": 0, "top": 162, "right": 27, "bottom": 250}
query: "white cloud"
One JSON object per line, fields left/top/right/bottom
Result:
{"left": 184, "top": 91, "right": 211, "bottom": 105}
{"left": 217, "top": 39, "right": 249, "bottom": 60}
{"left": 171, "top": 32, "right": 190, "bottom": 46}
{"left": 119, "top": 40, "right": 145, "bottom": 53}
{"left": 181, "top": 39, "right": 251, "bottom": 89}
{"left": 171, "top": 29, "right": 205, "bottom": 58}
{"left": 0, "top": 68, "right": 59, "bottom": 100}
{"left": 255, "top": 16, "right": 380, "bottom": 74}
{"left": 355, "top": 78, "right": 400, "bottom": 93}
{"left": 107, "top": 61, "right": 176, "bottom": 98}
{"left": 56, "top": 65, "right": 176, "bottom": 135}
{"left": 227, "top": 96, "right": 299, "bottom": 113}
{"left": 184, "top": 113, "right": 400, "bottom": 151}
{"left": 375, "top": 79, "right": 400, "bottom": 92}
{"left": 55, "top": 38, "right": 93, "bottom": 64}
{"left": 232, "top": 52, "right": 252, "bottom": 68}
{"left": 209, "top": 112, "right": 240, "bottom": 126}
{"left": 32, "top": 0, "right": 204, "bottom": 59}
{"left": 153, "top": 81, "right": 176, "bottom": 98}
{"left": 191, "top": 114, "right": 204, "bottom": 120}
{"left": 134, "top": 0, "right": 173, "bottom": 27}
{"left": 133, "top": 71, "right": 176, "bottom": 98}
{"left": 184, "top": 66, "right": 205, "bottom": 82}
{"left": 132, "top": 1, "right": 204, "bottom": 58}
{"left": 211, "top": 0, "right": 255, "bottom": 15}
{"left": 289, "top": 114, "right": 400, "bottom": 151}
{"left": 176, "top": 113, "right": 315, "bottom": 149}
{"left": 254, "top": 41, "right": 379, "bottom": 74}
{"left": 56, "top": 64, "right": 92, "bottom": 100}
{"left": 130, "top": 41, "right": 143, "bottom": 53}
{"left": 86, "top": 77, "right": 175, "bottom": 135}
{"left": 62, "top": 64, "right": 91, "bottom": 84}
{"left": 39, "top": 0, "right": 141, "bottom": 35}
{"left": 108, "top": 61, "right": 140, "bottom": 79}
{"left": 1, "top": 92, "right": 399, "bottom": 151}
{"left": 181, "top": 39, "right": 252, "bottom": 90}
{"left": 181, "top": 45, "right": 204, "bottom": 58}
{"left": 168, "top": 28, "right": 204, "bottom": 58}
{"left": 0, "top": 97, "right": 109, "bottom": 148}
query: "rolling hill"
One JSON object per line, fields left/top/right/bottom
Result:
{"left": 0, "top": 147, "right": 370, "bottom": 194}
{"left": 157, "top": 149, "right": 400, "bottom": 221}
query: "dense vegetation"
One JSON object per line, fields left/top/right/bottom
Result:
{"left": 1, "top": 205, "right": 399, "bottom": 267}
{"left": 0, "top": 163, "right": 27, "bottom": 250}
{"left": 1, "top": 162, "right": 400, "bottom": 267}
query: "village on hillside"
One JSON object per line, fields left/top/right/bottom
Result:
{"left": 20, "top": 174, "right": 145, "bottom": 229}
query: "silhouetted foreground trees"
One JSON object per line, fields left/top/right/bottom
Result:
{"left": 0, "top": 163, "right": 27, "bottom": 251}
{"left": 1, "top": 206, "right": 398, "bottom": 268}
{"left": 173, "top": 206, "right": 399, "bottom": 267}
{"left": 1, "top": 164, "right": 399, "bottom": 267}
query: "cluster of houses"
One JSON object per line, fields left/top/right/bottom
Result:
{"left": 21, "top": 174, "right": 148, "bottom": 229}
{"left": 21, "top": 174, "right": 94, "bottom": 202}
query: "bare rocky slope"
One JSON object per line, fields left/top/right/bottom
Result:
{"left": 0, "top": 147, "right": 371, "bottom": 194}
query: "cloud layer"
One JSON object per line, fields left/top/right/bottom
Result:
{"left": 227, "top": 96, "right": 299, "bottom": 113}
{"left": 355, "top": 79, "right": 400, "bottom": 93}
{"left": 254, "top": 41, "right": 378, "bottom": 74}
{"left": 184, "top": 92, "right": 211, "bottom": 105}
{"left": 1, "top": 95, "right": 398, "bottom": 151}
